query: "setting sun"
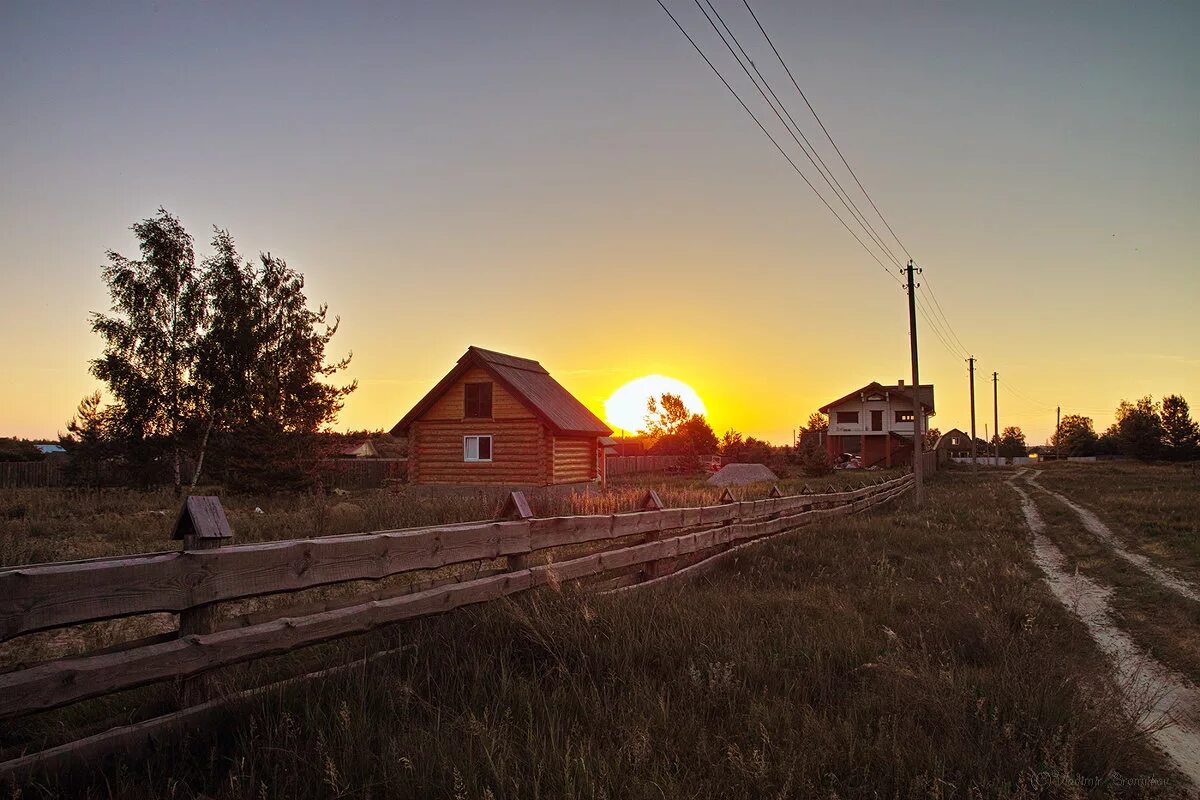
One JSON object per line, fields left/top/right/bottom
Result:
{"left": 604, "top": 375, "right": 707, "bottom": 436}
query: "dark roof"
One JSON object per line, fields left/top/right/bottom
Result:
{"left": 819, "top": 381, "right": 935, "bottom": 414}
{"left": 391, "top": 346, "right": 612, "bottom": 437}
{"left": 935, "top": 429, "right": 971, "bottom": 450}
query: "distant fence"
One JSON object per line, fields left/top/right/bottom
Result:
{"left": 605, "top": 455, "right": 682, "bottom": 476}
{"left": 0, "top": 460, "right": 65, "bottom": 489}
{"left": 0, "top": 473, "right": 912, "bottom": 781}
{"left": 318, "top": 458, "right": 408, "bottom": 489}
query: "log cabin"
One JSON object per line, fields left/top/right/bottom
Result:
{"left": 391, "top": 347, "right": 613, "bottom": 486}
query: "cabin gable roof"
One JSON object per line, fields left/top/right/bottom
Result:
{"left": 391, "top": 346, "right": 612, "bottom": 437}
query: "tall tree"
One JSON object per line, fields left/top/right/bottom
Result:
{"left": 998, "top": 426, "right": 1028, "bottom": 457}
{"left": 1052, "top": 415, "right": 1098, "bottom": 456}
{"left": 644, "top": 393, "right": 717, "bottom": 461}
{"left": 191, "top": 228, "right": 261, "bottom": 485}
{"left": 1106, "top": 397, "right": 1163, "bottom": 461}
{"left": 804, "top": 412, "right": 828, "bottom": 433}
{"left": 64, "top": 392, "right": 120, "bottom": 485}
{"left": 644, "top": 393, "right": 692, "bottom": 439}
{"left": 90, "top": 208, "right": 206, "bottom": 491}
{"left": 1160, "top": 394, "right": 1198, "bottom": 460}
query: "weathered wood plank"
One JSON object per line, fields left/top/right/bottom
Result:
{"left": 0, "top": 569, "right": 534, "bottom": 720}
{"left": 0, "top": 520, "right": 531, "bottom": 641}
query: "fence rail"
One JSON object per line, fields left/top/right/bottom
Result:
{"left": 0, "top": 473, "right": 912, "bottom": 779}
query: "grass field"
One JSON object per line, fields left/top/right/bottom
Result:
{"left": 7, "top": 465, "right": 1196, "bottom": 799}
{"left": 1034, "top": 461, "right": 1200, "bottom": 578}
{"left": 0, "top": 468, "right": 905, "bottom": 567}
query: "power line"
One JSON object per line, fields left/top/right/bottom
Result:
{"left": 741, "top": 0, "right": 912, "bottom": 260}
{"left": 651, "top": 0, "right": 902, "bottom": 285}
{"left": 699, "top": 0, "right": 905, "bottom": 270}
{"left": 918, "top": 274, "right": 970, "bottom": 357}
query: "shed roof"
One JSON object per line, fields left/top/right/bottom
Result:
{"left": 391, "top": 346, "right": 612, "bottom": 437}
{"left": 818, "top": 381, "right": 935, "bottom": 414}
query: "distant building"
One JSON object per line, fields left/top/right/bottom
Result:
{"left": 818, "top": 380, "right": 935, "bottom": 468}
{"left": 32, "top": 444, "right": 66, "bottom": 455}
{"left": 934, "top": 428, "right": 973, "bottom": 458}
{"left": 391, "top": 346, "right": 612, "bottom": 486}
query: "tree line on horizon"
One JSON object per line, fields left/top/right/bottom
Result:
{"left": 63, "top": 209, "right": 355, "bottom": 491}
{"left": 1051, "top": 395, "right": 1198, "bottom": 461}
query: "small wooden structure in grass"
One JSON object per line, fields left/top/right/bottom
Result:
{"left": 392, "top": 347, "right": 613, "bottom": 486}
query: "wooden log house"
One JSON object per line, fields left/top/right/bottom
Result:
{"left": 391, "top": 347, "right": 613, "bottom": 486}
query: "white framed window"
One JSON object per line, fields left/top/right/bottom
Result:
{"left": 464, "top": 435, "right": 493, "bottom": 462}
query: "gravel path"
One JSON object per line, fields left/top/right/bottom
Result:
{"left": 1010, "top": 472, "right": 1200, "bottom": 789}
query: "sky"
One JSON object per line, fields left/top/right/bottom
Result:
{"left": 1, "top": 0, "right": 1197, "bottom": 445}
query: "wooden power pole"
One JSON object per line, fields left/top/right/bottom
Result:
{"left": 968, "top": 356, "right": 977, "bottom": 470}
{"left": 1056, "top": 406, "right": 1061, "bottom": 461}
{"left": 905, "top": 260, "right": 924, "bottom": 506}
{"left": 992, "top": 371, "right": 999, "bottom": 466}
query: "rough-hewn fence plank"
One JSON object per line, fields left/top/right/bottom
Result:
{"left": 0, "top": 521, "right": 532, "bottom": 641}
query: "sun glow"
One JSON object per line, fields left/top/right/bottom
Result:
{"left": 604, "top": 375, "right": 707, "bottom": 435}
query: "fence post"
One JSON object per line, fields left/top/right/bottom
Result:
{"left": 498, "top": 491, "right": 533, "bottom": 572}
{"left": 171, "top": 496, "right": 233, "bottom": 706}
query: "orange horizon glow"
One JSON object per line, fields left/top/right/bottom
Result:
{"left": 1, "top": 4, "right": 1196, "bottom": 446}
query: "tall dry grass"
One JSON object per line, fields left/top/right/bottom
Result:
{"left": 20, "top": 468, "right": 1187, "bottom": 799}
{"left": 0, "top": 469, "right": 904, "bottom": 566}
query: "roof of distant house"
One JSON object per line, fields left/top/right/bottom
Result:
{"left": 819, "top": 381, "right": 935, "bottom": 414}
{"left": 392, "top": 346, "right": 612, "bottom": 437}
{"left": 339, "top": 440, "right": 380, "bottom": 458}
{"left": 33, "top": 443, "right": 66, "bottom": 455}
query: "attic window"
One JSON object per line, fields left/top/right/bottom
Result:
{"left": 464, "top": 382, "right": 493, "bottom": 418}
{"left": 835, "top": 412, "right": 858, "bottom": 425}
{"left": 895, "top": 411, "right": 915, "bottom": 423}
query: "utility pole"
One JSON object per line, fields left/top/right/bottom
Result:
{"left": 904, "top": 260, "right": 924, "bottom": 506}
{"left": 1056, "top": 406, "right": 1061, "bottom": 461}
{"left": 968, "top": 356, "right": 977, "bottom": 471}
{"left": 992, "top": 371, "right": 999, "bottom": 467}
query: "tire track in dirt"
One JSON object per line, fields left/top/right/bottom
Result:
{"left": 1026, "top": 471, "right": 1200, "bottom": 604}
{"left": 1008, "top": 472, "right": 1200, "bottom": 787}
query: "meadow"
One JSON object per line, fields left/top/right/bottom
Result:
{"left": 6, "top": 464, "right": 1196, "bottom": 799}
{"left": 0, "top": 469, "right": 904, "bottom": 567}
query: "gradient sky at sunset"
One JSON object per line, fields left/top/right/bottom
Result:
{"left": 2, "top": 1, "right": 1197, "bottom": 444}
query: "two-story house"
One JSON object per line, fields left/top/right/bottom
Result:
{"left": 818, "top": 380, "right": 935, "bottom": 468}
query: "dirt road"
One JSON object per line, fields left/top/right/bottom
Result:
{"left": 1010, "top": 470, "right": 1200, "bottom": 789}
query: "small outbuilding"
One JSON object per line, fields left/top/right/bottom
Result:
{"left": 934, "top": 428, "right": 973, "bottom": 458}
{"left": 391, "top": 347, "right": 612, "bottom": 486}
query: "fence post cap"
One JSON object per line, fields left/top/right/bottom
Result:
{"left": 497, "top": 490, "right": 533, "bottom": 520}
{"left": 172, "top": 496, "right": 232, "bottom": 541}
{"left": 768, "top": 484, "right": 783, "bottom": 498}
{"left": 638, "top": 490, "right": 665, "bottom": 511}
{"left": 718, "top": 488, "right": 737, "bottom": 503}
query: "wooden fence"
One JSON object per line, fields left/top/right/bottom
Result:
{"left": 0, "top": 473, "right": 912, "bottom": 781}
{"left": 605, "top": 455, "right": 683, "bottom": 476}
{"left": 318, "top": 458, "right": 408, "bottom": 489}
{"left": 0, "top": 461, "right": 65, "bottom": 489}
